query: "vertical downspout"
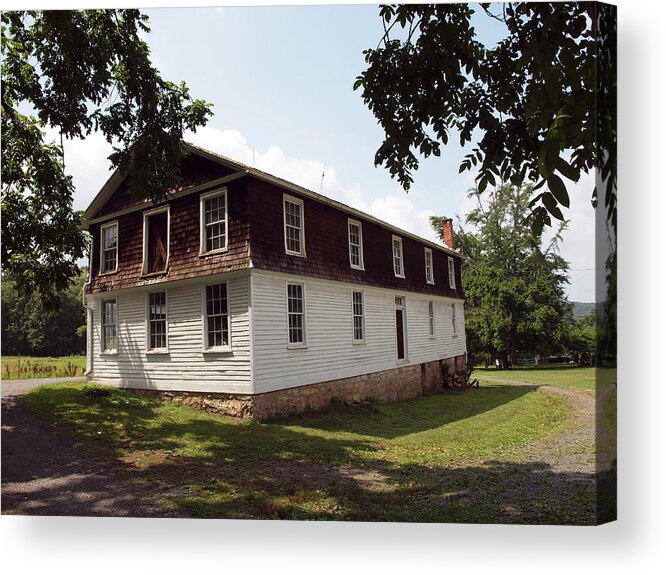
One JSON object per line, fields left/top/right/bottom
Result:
{"left": 82, "top": 233, "right": 93, "bottom": 377}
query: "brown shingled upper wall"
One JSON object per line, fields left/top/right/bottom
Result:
{"left": 86, "top": 153, "right": 463, "bottom": 299}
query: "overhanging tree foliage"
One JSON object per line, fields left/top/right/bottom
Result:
{"left": 1, "top": 10, "right": 212, "bottom": 306}
{"left": 356, "top": 2, "right": 616, "bottom": 235}
{"left": 433, "top": 183, "right": 570, "bottom": 366}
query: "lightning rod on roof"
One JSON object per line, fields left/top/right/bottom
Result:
{"left": 320, "top": 162, "right": 326, "bottom": 193}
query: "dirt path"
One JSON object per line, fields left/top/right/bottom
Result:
{"left": 481, "top": 376, "right": 597, "bottom": 473}
{"left": 1, "top": 380, "right": 174, "bottom": 517}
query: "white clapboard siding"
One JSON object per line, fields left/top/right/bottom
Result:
{"left": 251, "top": 270, "right": 467, "bottom": 394}
{"left": 89, "top": 275, "right": 252, "bottom": 393}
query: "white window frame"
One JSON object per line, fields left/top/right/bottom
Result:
{"left": 448, "top": 256, "right": 456, "bottom": 289}
{"left": 428, "top": 300, "right": 436, "bottom": 337}
{"left": 202, "top": 282, "right": 232, "bottom": 353}
{"left": 146, "top": 291, "right": 169, "bottom": 354}
{"left": 101, "top": 298, "right": 118, "bottom": 354}
{"left": 286, "top": 282, "right": 307, "bottom": 348}
{"left": 283, "top": 194, "right": 306, "bottom": 257}
{"left": 142, "top": 205, "right": 170, "bottom": 276}
{"left": 351, "top": 289, "right": 366, "bottom": 344}
{"left": 348, "top": 218, "right": 365, "bottom": 270}
{"left": 452, "top": 303, "right": 458, "bottom": 336}
{"left": 392, "top": 235, "right": 405, "bottom": 278}
{"left": 99, "top": 221, "right": 119, "bottom": 275}
{"left": 199, "top": 188, "right": 228, "bottom": 255}
{"left": 425, "top": 248, "right": 434, "bottom": 285}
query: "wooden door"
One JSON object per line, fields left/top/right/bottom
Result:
{"left": 395, "top": 296, "right": 406, "bottom": 361}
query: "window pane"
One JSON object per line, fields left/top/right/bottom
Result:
{"left": 393, "top": 238, "right": 403, "bottom": 276}
{"left": 448, "top": 257, "right": 456, "bottom": 288}
{"left": 205, "top": 283, "right": 229, "bottom": 349}
{"left": 148, "top": 292, "right": 167, "bottom": 349}
{"left": 287, "top": 284, "right": 305, "bottom": 343}
{"left": 101, "top": 224, "right": 118, "bottom": 272}
{"left": 103, "top": 225, "right": 117, "bottom": 249}
{"left": 204, "top": 194, "right": 226, "bottom": 253}
{"left": 284, "top": 200, "right": 303, "bottom": 254}
{"left": 352, "top": 291, "right": 364, "bottom": 341}
{"left": 102, "top": 299, "right": 117, "bottom": 351}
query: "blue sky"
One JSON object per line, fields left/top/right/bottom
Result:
{"left": 43, "top": 2, "right": 596, "bottom": 301}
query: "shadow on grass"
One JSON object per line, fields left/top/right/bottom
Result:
{"left": 10, "top": 384, "right": 614, "bottom": 524}
{"left": 292, "top": 386, "right": 535, "bottom": 439}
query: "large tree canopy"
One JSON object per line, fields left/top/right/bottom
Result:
{"left": 356, "top": 2, "right": 616, "bottom": 235}
{"left": 433, "top": 183, "right": 570, "bottom": 365}
{"left": 1, "top": 10, "right": 212, "bottom": 306}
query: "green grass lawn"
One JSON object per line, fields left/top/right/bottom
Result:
{"left": 473, "top": 364, "right": 617, "bottom": 392}
{"left": 24, "top": 382, "right": 577, "bottom": 523}
{"left": 1, "top": 355, "right": 86, "bottom": 380}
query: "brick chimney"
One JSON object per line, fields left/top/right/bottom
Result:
{"left": 442, "top": 218, "right": 454, "bottom": 250}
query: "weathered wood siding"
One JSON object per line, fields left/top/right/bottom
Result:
{"left": 89, "top": 274, "right": 252, "bottom": 393}
{"left": 92, "top": 154, "right": 237, "bottom": 219}
{"left": 251, "top": 270, "right": 466, "bottom": 394}
{"left": 247, "top": 178, "right": 464, "bottom": 299}
{"left": 88, "top": 177, "right": 251, "bottom": 294}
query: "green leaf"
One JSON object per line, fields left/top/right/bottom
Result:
{"left": 555, "top": 158, "right": 580, "bottom": 182}
{"left": 547, "top": 173, "right": 570, "bottom": 208}
{"left": 542, "top": 191, "right": 565, "bottom": 221}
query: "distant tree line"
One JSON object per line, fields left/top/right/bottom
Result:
{"left": 1, "top": 270, "right": 87, "bottom": 357}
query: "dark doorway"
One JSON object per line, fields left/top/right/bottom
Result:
{"left": 395, "top": 296, "right": 406, "bottom": 361}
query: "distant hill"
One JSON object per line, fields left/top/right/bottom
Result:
{"left": 571, "top": 301, "right": 596, "bottom": 320}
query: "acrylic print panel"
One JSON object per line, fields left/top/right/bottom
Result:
{"left": 1, "top": 2, "right": 615, "bottom": 526}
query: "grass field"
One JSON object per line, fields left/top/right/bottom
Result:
{"left": 24, "top": 382, "right": 577, "bottom": 522}
{"left": 1, "top": 355, "right": 87, "bottom": 380}
{"left": 473, "top": 364, "right": 616, "bottom": 392}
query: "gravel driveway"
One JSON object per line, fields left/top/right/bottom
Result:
{"left": 1, "top": 378, "right": 173, "bottom": 517}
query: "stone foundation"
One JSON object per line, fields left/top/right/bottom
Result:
{"left": 131, "top": 354, "right": 467, "bottom": 421}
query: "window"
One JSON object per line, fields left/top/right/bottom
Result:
{"left": 392, "top": 235, "right": 404, "bottom": 278}
{"left": 204, "top": 283, "right": 230, "bottom": 350}
{"left": 147, "top": 292, "right": 167, "bottom": 351}
{"left": 451, "top": 303, "right": 457, "bottom": 336}
{"left": 448, "top": 256, "right": 456, "bottom": 289}
{"left": 428, "top": 301, "right": 435, "bottom": 336}
{"left": 200, "top": 189, "right": 227, "bottom": 254}
{"left": 143, "top": 207, "right": 169, "bottom": 275}
{"left": 425, "top": 248, "right": 434, "bottom": 284}
{"left": 100, "top": 221, "right": 118, "bottom": 274}
{"left": 352, "top": 290, "right": 365, "bottom": 342}
{"left": 102, "top": 299, "right": 117, "bottom": 352}
{"left": 283, "top": 195, "right": 305, "bottom": 256}
{"left": 287, "top": 283, "right": 306, "bottom": 346}
{"left": 348, "top": 219, "right": 364, "bottom": 270}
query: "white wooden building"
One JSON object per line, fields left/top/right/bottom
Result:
{"left": 83, "top": 143, "right": 467, "bottom": 418}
